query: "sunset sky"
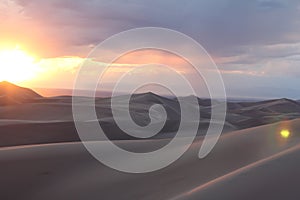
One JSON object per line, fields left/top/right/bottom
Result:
{"left": 1, "top": 0, "right": 300, "bottom": 98}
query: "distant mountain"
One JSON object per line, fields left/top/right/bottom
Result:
{"left": 0, "top": 81, "right": 42, "bottom": 105}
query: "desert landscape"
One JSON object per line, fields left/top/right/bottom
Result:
{"left": 1, "top": 81, "right": 300, "bottom": 146}
{"left": 1, "top": 1, "right": 300, "bottom": 199}
{"left": 1, "top": 81, "right": 300, "bottom": 199}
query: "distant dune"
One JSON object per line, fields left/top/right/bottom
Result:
{"left": 0, "top": 82, "right": 300, "bottom": 147}
{"left": 0, "top": 81, "right": 41, "bottom": 105}
{"left": 1, "top": 82, "right": 300, "bottom": 199}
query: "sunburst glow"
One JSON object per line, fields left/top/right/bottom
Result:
{"left": 0, "top": 48, "right": 38, "bottom": 83}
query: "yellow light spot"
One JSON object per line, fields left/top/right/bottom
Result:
{"left": 280, "top": 129, "right": 290, "bottom": 139}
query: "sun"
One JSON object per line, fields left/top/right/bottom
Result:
{"left": 0, "top": 48, "right": 38, "bottom": 83}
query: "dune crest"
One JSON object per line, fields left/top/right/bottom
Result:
{"left": 0, "top": 81, "right": 42, "bottom": 105}
{"left": 0, "top": 82, "right": 300, "bottom": 147}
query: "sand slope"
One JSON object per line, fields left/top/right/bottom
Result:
{"left": 0, "top": 81, "right": 41, "bottom": 105}
{"left": 1, "top": 118, "right": 300, "bottom": 200}
{"left": 177, "top": 144, "right": 300, "bottom": 200}
{"left": 1, "top": 83, "right": 300, "bottom": 199}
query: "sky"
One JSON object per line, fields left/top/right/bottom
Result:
{"left": 1, "top": 0, "right": 300, "bottom": 98}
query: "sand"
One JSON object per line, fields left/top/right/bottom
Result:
{"left": 1, "top": 83, "right": 300, "bottom": 147}
{"left": 1, "top": 82, "right": 300, "bottom": 199}
{"left": 1, "top": 119, "right": 300, "bottom": 200}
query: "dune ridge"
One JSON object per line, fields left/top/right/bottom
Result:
{"left": 174, "top": 143, "right": 300, "bottom": 200}
{"left": 1, "top": 83, "right": 300, "bottom": 199}
{"left": 0, "top": 82, "right": 300, "bottom": 147}
{"left": 0, "top": 81, "right": 42, "bottom": 105}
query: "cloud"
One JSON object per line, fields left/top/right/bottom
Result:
{"left": 217, "top": 42, "right": 300, "bottom": 77}
{"left": 2, "top": 0, "right": 300, "bottom": 98}
{"left": 7, "top": 0, "right": 299, "bottom": 57}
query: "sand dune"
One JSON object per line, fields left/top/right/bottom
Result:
{"left": 1, "top": 118, "right": 300, "bottom": 199}
{"left": 1, "top": 83, "right": 300, "bottom": 147}
{"left": 0, "top": 81, "right": 41, "bottom": 105}
{"left": 1, "top": 83, "right": 300, "bottom": 199}
{"left": 176, "top": 144, "right": 300, "bottom": 200}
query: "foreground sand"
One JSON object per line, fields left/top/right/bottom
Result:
{"left": 1, "top": 118, "right": 300, "bottom": 200}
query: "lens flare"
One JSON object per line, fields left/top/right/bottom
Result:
{"left": 280, "top": 129, "right": 290, "bottom": 139}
